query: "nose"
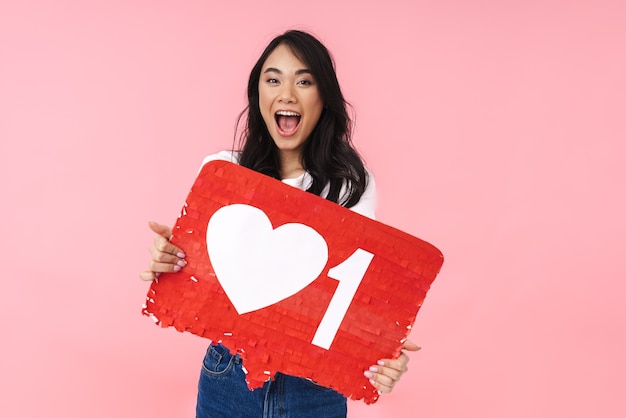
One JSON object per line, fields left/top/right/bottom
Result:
{"left": 278, "top": 83, "right": 296, "bottom": 103}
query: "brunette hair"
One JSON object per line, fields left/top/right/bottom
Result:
{"left": 236, "top": 30, "right": 368, "bottom": 208}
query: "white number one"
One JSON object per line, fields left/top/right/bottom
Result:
{"left": 311, "top": 248, "right": 375, "bottom": 350}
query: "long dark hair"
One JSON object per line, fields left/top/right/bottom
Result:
{"left": 236, "top": 30, "right": 368, "bottom": 208}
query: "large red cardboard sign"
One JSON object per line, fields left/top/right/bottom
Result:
{"left": 143, "top": 161, "right": 443, "bottom": 404}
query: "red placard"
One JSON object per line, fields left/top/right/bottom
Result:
{"left": 143, "top": 160, "right": 443, "bottom": 404}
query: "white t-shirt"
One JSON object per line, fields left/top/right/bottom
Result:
{"left": 201, "top": 150, "right": 376, "bottom": 219}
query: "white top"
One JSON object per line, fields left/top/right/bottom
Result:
{"left": 201, "top": 150, "right": 376, "bottom": 219}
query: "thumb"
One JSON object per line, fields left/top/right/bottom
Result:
{"left": 148, "top": 221, "right": 172, "bottom": 239}
{"left": 402, "top": 339, "right": 422, "bottom": 352}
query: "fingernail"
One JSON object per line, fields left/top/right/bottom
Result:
{"left": 177, "top": 252, "right": 186, "bottom": 258}
{"left": 369, "top": 366, "right": 379, "bottom": 372}
{"left": 377, "top": 360, "right": 385, "bottom": 366}
{"left": 173, "top": 265, "right": 181, "bottom": 272}
{"left": 363, "top": 371, "right": 373, "bottom": 378}
{"left": 369, "top": 379, "right": 376, "bottom": 386}
{"left": 177, "top": 259, "right": 187, "bottom": 267}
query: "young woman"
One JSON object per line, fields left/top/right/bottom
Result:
{"left": 140, "top": 30, "right": 420, "bottom": 417}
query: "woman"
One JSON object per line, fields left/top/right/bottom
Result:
{"left": 140, "top": 30, "right": 420, "bottom": 417}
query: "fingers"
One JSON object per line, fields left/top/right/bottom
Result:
{"left": 401, "top": 339, "right": 421, "bottom": 352}
{"left": 364, "top": 341, "right": 422, "bottom": 394}
{"left": 151, "top": 234, "right": 185, "bottom": 262}
{"left": 146, "top": 236, "right": 186, "bottom": 274}
{"left": 148, "top": 221, "right": 172, "bottom": 239}
{"left": 364, "top": 354, "right": 408, "bottom": 393}
{"left": 139, "top": 270, "right": 159, "bottom": 281}
{"left": 139, "top": 221, "right": 186, "bottom": 281}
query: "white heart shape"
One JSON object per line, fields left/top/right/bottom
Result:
{"left": 207, "top": 204, "right": 329, "bottom": 315}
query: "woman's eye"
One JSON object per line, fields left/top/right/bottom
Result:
{"left": 297, "top": 79, "right": 312, "bottom": 86}
{"left": 267, "top": 78, "right": 279, "bottom": 84}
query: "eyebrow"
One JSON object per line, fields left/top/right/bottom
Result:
{"left": 263, "top": 67, "right": 313, "bottom": 75}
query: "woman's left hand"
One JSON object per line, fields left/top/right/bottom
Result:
{"left": 363, "top": 339, "right": 421, "bottom": 394}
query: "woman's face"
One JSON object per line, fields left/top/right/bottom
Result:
{"left": 259, "top": 44, "right": 324, "bottom": 160}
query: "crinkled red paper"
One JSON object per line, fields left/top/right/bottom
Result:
{"left": 143, "top": 161, "right": 443, "bottom": 404}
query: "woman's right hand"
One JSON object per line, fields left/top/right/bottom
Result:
{"left": 139, "top": 221, "right": 187, "bottom": 281}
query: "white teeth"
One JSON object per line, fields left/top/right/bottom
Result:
{"left": 276, "top": 110, "right": 301, "bottom": 117}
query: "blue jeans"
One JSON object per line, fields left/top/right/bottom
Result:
{"left": 196, "top": 343, "right": 347, "bottom": 417}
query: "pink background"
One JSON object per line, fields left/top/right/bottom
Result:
{"left": 1, "top": 1, "right": 624, "bottom": 417}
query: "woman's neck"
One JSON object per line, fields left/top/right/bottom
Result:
{"left": 279, "top": 151, "right": 305, "bottom": 180}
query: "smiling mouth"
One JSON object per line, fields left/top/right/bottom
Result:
{"left": 275, "top": 110, "right": 301, "bottom": 135}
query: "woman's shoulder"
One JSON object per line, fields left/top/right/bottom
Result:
{"left": 200, "top": 150, "right": 241, "bottom": 167}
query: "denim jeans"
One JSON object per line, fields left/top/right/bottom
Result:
{"left": 196, "top": 343, "right": 347, "bottom": 418}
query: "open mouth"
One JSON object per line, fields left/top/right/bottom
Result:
{"left": 275, "top": 110, "right": 301, "bottom": 136}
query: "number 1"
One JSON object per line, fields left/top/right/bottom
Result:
{"left": 311, "top": 248, "right": 375, "bottom": 350}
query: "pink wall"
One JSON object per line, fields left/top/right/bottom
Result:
{"left": 1, "top": 1, "right": 625, "bottom": 416}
